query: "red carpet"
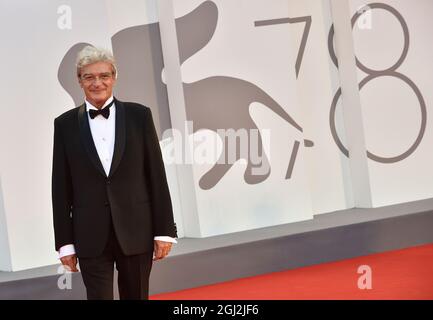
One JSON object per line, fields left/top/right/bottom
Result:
{"left": 152, "top": 243, "right": 433, "bottom": 300}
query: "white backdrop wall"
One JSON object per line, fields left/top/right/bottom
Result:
{"left": 171, "top": 0, "right": 315, "bottom": 236}
{"left": 0, "top": 0, "right": 432, "bottom": 271}
{"left": 347, "top": 0, "right": 433, "bottom": 206}
{"left": 286, "top": 0, "right": 355, "bottom": 214}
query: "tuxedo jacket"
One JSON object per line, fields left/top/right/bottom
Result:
{"left": 52, "top": 98, "right": 177, "bottom": 258}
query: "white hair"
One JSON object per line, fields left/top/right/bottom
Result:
{"left": 76, "top": 45, "right": 117, "bottom": 78}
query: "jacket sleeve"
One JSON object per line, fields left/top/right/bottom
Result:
{"left": 52, "top": 118, "right": 74, "bottom": 251}
{"left": 143, "top": 108, "right": 177, "bottom": 238}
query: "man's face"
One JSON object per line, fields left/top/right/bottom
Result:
{"left": 78, "top": 61, "right": 116, "bottom": 108}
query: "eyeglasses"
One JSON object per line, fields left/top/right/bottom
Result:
{"left": 80, "top": 72, "right": 114, "bottom": 84}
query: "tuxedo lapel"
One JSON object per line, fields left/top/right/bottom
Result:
{"left": 78, "top": 103, "right": 107, "bottom": 178}
{"left": 108, "top": 98, "right": 126, "bottom": 178}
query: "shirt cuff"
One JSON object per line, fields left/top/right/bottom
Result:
{"left": 59, "top": 238, "right": 176, "bottom": 258}
{"left": 154, "top": 236, "right": 177, "bottom": 244}
{"left": 58, "top": 244, "right": 76, "bottom": 259}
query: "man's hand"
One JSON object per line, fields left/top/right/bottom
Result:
{"left": 153, "top": 240, "right": 172, "bottom": 261}
{"left": 60, "top": 254, "right": 79, "bottom": 272}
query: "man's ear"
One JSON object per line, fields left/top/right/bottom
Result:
{"left": 111, "top": 73, "right": 117, "bottom": 87}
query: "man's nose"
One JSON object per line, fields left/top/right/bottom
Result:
{"left": 93, "top": 78, "right": 104, "bottom": 85}
{"left": 91, "top": 80, "right": 104, "bottom": 88}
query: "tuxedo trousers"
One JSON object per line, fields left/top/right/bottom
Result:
{"left": 78, "top": 219, "right": 153, "bottom": 300}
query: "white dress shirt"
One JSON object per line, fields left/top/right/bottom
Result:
{"left": 58, "top": 96, "right": 176, "bottom": 259}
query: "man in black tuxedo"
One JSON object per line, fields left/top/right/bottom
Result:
{"left": 52, "top": 46, "right": 177, "bottom": 300}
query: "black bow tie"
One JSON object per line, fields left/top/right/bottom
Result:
{"left": 88, "top": 100, "right": 114, "bottom": 119}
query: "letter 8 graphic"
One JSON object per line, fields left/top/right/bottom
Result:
{"left": 328, "top": 3, "right": 426, "bottom": 163}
